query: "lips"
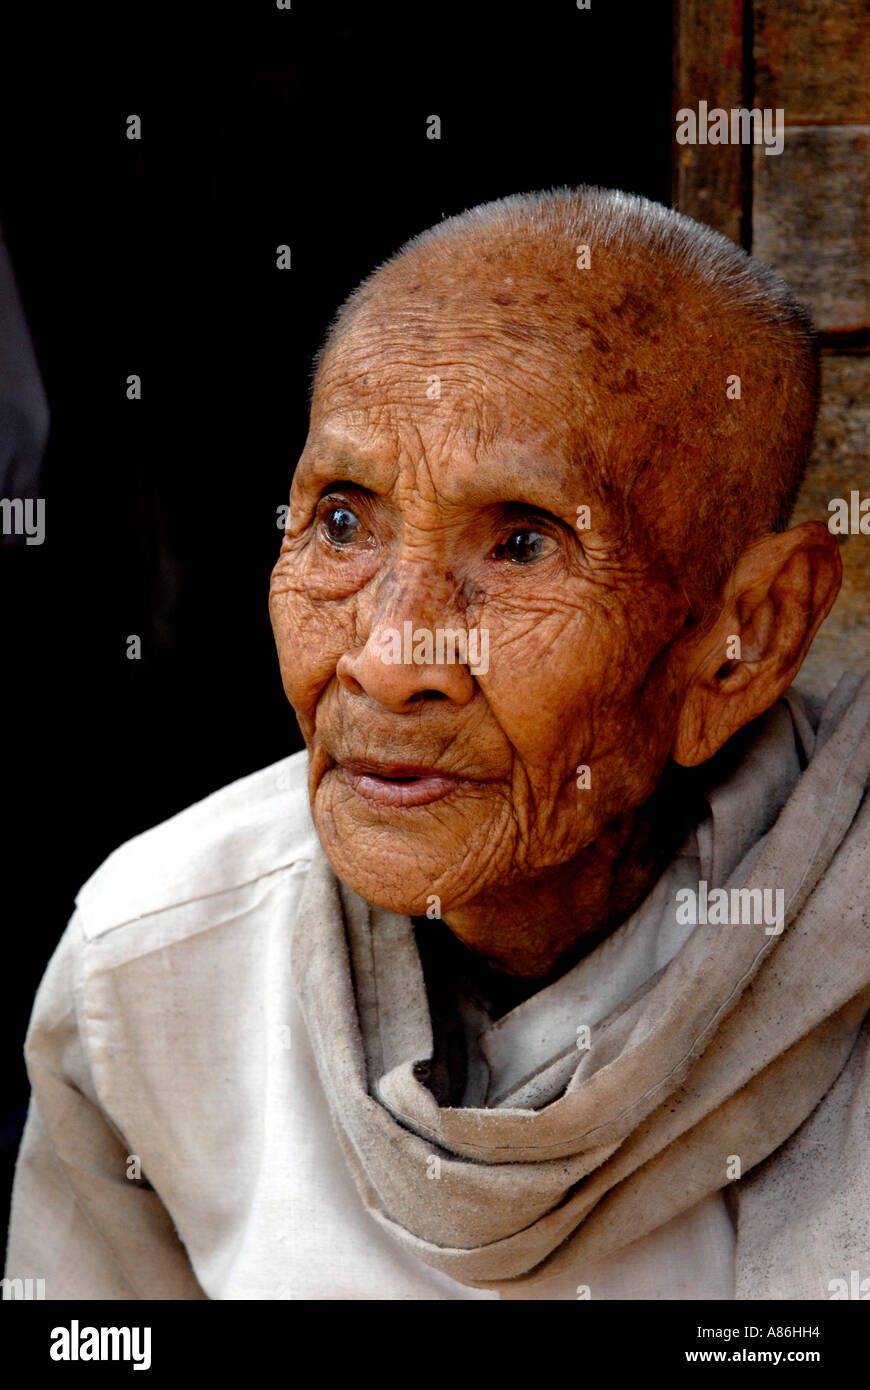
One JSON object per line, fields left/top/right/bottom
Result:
{"left": 337, "top": 758, "right": 469, "bottom": 808}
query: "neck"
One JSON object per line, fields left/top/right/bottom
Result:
{"left": 441, "top": 769, "right": 691, "bottom": 981}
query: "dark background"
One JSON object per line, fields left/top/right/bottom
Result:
{"left": 0, "top": 2, "right": 673, "bottom": 1251}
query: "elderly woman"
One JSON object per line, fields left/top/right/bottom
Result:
{"left": 6, "top": 188, "right": 870, "bottom": 1301}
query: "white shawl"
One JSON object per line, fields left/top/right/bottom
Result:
{"left": 292, "top": 673, "right": 870, "bottom": 1294}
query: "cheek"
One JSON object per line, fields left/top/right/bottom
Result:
{"left": 479, "top": 589, "right": 679, "bottom": 825}
{"left": 269, "top": 561, "right": 357, "bottom": 718}
{"left": 481, "top": 598, "right": 636, "bottom": 767}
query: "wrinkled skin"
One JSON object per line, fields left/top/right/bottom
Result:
{"left": 269, "top": 256, "right": 841, "bottom": 979}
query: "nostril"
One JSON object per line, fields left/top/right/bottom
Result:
{"left": 336, "top": 667, "right": 365, "bottom": 695}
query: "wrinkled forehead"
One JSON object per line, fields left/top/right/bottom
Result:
{"left": 310, "top": 239, "right": 718, "bottom": 499}
{"left": 307, "top": 353, "right": 616, "bottom": 527}
{"left": 312, "top": 339, "right": 590, "bottom": 514}
{"left": 312, "top": 315, "right": 585, "bottom": 463}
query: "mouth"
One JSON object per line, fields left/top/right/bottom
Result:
{"left": 336, "top": 759, "right": 470, "bottom": 808}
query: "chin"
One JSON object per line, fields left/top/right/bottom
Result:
{"left": 320, "top": 841, "right": 443, "bottom": 916}
{"left": 313, "top": 777, "right": 495, "bottom": 912}
{"left": 312, "top": 807, "right": 478, "bottom": 918}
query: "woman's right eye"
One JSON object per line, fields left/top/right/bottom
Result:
{"left": 321, "top": 504, "right": 360, "bottom": 545}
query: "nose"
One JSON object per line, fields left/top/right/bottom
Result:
{"left": 336, "top": 573, "right": 478, "bottom": 714}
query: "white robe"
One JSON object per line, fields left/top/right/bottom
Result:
{"left": 5, "top": 678, "right": 870, "bottom": 1299}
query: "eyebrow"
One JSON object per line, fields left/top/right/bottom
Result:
{"left": 298, "top": 434, "right": 602, "bottom": 518}
{"left": 440, "top": 456, "right": 591, "bottom": 514}
{"left": 298, "top": 440, "right": 393, "bottom": 493}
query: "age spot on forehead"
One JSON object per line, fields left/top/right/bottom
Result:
{"left": 612, "top": 367, "right": 640, "bottom": 395}
{"left": 612, "top": 289, "right": 658, "bottom": 327}
{"left": 574, "top": 316, "right": 611, "bottom": 355}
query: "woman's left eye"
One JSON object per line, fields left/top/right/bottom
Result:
{"left": 321, "top": 504, "right": 361, "bottom": 545}
{"left": 494, "top": 528, "right": 554, "bottom": 564}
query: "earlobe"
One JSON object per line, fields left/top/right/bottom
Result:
{"left": 671, "top": 522, "right": 843, "bottom": 768}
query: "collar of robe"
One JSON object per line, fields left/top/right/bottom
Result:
{"left": 291, "top": 671, "right": 870, "bottom": 1289}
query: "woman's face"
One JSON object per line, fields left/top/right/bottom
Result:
{"left": 269, "top": 314, "right": 691, "bottom": 918}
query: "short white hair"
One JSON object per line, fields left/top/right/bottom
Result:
{"left": 329, "top": 185, "right": 814, "bottom": 343}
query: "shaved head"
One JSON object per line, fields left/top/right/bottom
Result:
{"left": 314, "top": 187, "right": 820, "bottom": 613}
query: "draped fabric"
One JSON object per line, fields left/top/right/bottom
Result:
{"left": 292, "top": 672, "right": 870, "bottom": 1291}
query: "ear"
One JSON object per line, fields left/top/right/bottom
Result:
{"left": 672, "top": 521, "right": 842, "bottom": 767}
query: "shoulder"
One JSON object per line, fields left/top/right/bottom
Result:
{"left": 74, "top": 749, "right": 317, "bottom": 941}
